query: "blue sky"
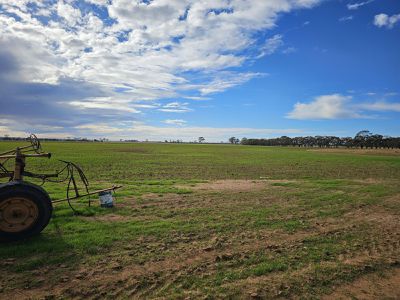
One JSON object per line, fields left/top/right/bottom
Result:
{"left": 0, "top": 0, "right": 399, "bottom": 141}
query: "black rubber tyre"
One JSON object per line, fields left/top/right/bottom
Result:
{"left": 0, "top": 181, "right": 53, "bottom": 242}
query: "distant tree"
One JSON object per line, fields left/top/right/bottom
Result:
{"left": 342, "top": 137, "right": 353, "bottom": 148}
{"left": 292, "top": 137, "right": 302, "bottom": 147}
{"left": 279, "top": 136, "right": 291, "bottom": 146}
{"left": 370, "top": 134, "right": 383, "bottom": 149}
{"left": 354, "top": 130, "right": 372, "bottom": 149}
{"left": 198, "top": 137, "right": 205, "bottom": 143}
{"left": 229, "top": 137, "right": 240, "bottom": 144}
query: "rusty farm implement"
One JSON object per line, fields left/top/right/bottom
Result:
{"left": 0, "top": 134, "right": 122, "bottom": 242}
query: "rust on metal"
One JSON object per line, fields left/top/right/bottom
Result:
{"left": 0, "top": 134, "right": 122, "bottom": 212}
{"left": 0, "top": 197, "right": 39, "bottom": 233}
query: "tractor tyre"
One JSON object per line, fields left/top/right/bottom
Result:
{"left": 0, "top": 181, "right": 53, "bottom": 242}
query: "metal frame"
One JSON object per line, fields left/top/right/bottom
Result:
{"left": 0, "top": 134, "right": 122, "bottom": 208}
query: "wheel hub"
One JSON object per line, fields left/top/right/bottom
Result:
{"left": 0, "top": 197, "right": 39, "bottom": 233}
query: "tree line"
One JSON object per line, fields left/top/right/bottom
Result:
{"left": 239, "top": 130, "right": 400, "bottom": 149}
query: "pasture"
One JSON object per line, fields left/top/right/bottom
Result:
{"left": 1, "top": 141, "right": 400, "bottom": 299}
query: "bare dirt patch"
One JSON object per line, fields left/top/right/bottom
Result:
{"left": 80, "top": 214, "right": 132, "bottom": 222}
{"left": 185, "top": 179, "right": 294, "bottom": 192}
{"left": 337, "top": 209, "right": 400, "bottom": 266}
{"left": 307, "top": 148, "right": 400, "bottom": 156}
{"left": 324, "top": 268, "right": 400, "bottom": 300}
{"left": 382, "top": 193, "right": 400, "bottom": 208}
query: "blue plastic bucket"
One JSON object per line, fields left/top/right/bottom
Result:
{"left": 99, "top": 190, "right": 114, "bottom": 208}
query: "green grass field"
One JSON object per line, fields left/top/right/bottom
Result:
{"left": 1, "top": 141, "right": 400, "bottom": 299}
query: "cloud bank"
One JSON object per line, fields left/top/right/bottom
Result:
{"left": 287, "top": 94, "right": 400, "bottom": 120}
{"left": 74, "top": 122, "right": 305, "bottom": 141}
{"left": 0, "top": 0, "right": 322, "bottom": 139}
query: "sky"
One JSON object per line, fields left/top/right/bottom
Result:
{"left": 0, "top": 0, "right": 399, "bottom": 142}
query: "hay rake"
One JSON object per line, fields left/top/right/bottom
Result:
{"left": 0, "top": 134, "right": 121, "bottom": 242}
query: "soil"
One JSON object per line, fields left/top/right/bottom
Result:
{"left": 307, "top": 148, "right": 400, "bottom": 156}
{"left": 183, "top": 179, "right": 294, "bottom": 192}
{"left": 324, "top": 268, "right": 400, "bottom": 300}
{"left": 1, "top": 179, "right": 399, "bottom": 299}
{"left": 80, "top": 214, "right": 132, "bottom": 222}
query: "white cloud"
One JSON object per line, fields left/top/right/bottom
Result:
{"left": 57, "top": 1, "right": 82, "bottom": 27}
{"left": 158, "top": 102, "right": 192, "bottom": 113}
{"left": 0, "top": 0, "right": 321, "bottom": 99}
{"left": 163, "top": 119, "right": 187, "bottom": 126}
{"left": 0, "top": 119, "right": 66, "bottom": 138}
{"left": 183, "top": 96, "right": 211, "bottom": 101}
{"left": 258, "top": 34, "right": 284, "bottom": 58}
{"left": 286, "top": 94, "right": 363, "bottom": 120}
{"left": 282, "top": 47, "right": 297, "bottom": 54}
{"left": 347, "top": 0, "right": 374, "bottom": 10}
{"left": 358, "top": 101, "right": 400, "bottom": 112}
{"left": 69, "top": 97, "right": 141, "bottom": 113}
{"left": 198, "top": 72, "right": 264, "bottom": 95}
{"left": 287, "top": 94, "right": 400, "bottom": 120}
{"left": 0, "top": 0, "right": 322, "bottom": 136}
{"left": 0, "top": 125, "right": 28, "bottom": 138}
{"left": 73, "top": 122, "right": 304, "bottom": 142}
{"left": 339, "top": 16, "right": 353, "bottom": 22}
{"left": 84, "top": 0, "right": 110, "bottom": 6}
{"left": 374, "top": 13, "right": 400, "bottom": 29}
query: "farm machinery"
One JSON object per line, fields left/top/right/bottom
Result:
{"left": 0, "top": 134, "right": 121, "bottom": 242}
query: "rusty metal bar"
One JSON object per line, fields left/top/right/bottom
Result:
{"left": 23, "top": 153, "right": 51, "bottom": 158}
{"left": 0, "top": 150, "right": 16, "bottom": 156}
{"left": 0, "top": 153, "right": 51, "bottom": 159}
{"left": 22, "top": 171, "right": 59, "bottom": 180}
{"left": 0, "top": 145, "right": 35, "bottom": 156}
{"left": 52, "top": 185, "right": 123, "bottom": 203}
{"left": 70, "top": 173, "right": 80, "bottom": 197}
{"left": 13, "top": 149, "right": 25, "bottom": 181}
{"left": 0, "top": 155, "right": 16, "bottom": 159}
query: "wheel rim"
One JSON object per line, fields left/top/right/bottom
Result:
{"left": 0, "top": 197, "right": 39, "bottom": 233}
